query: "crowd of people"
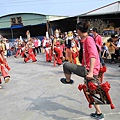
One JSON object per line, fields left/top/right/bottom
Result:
{"left": 89, "top": 27, "right": 120, "bottom": 67}
{"left": 1, "top": 27, "right": 120, "bottom": 67}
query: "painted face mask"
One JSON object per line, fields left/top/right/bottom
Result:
{"left": 71, "top": 42, "right": 75, "bottom": 47}
{"left": 68, "top": 36, "right": 73, "bottom": 40}
{"left": 56, "top": 34, "right": 59, "bottom": 38}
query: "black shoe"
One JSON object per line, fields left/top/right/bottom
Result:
{"left": 60, "top": 78, "right": 74, "bottom": 84}
{"left": 32, "top": 60, "right": 37, "bottom": 62}
{"left": 90, "top": 112, "right": 104, "bottom": 120}
{"left": 118, "top": 65, "right": 120, "bottom": 67}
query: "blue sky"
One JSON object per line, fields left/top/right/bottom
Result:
{"left": 0, "top": 0, "right": 117, "bottom": 17}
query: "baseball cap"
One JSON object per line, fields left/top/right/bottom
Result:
{"left": 111, "top": 33, "right": 118, "bottom": 38}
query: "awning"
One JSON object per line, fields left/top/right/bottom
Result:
{"left": 0, "top": 23, "right": 46, "bottom": 30}
{"left": 11, "top": 25, "right": 24, "bottom": 29}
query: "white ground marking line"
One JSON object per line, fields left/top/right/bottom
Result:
{"left": 73, "top": 112, "right": 120, "bottom": 119}
{"left": 73, "top": 116, "right": 91, "bottom": 119}
{"left": 104, "top": 112, "right": 120, "bottom": 116}
{"left": 106, "top": 80, "right": 120, "bottom": 83}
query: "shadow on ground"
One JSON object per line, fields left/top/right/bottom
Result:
{"left": 24, "top": 94, "right": 88, "bottom": 120}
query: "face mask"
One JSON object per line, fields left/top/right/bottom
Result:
{"left": 89, "top": 33, "right": 93, "bottom": 36}
{"left": 68, "top": 36, "right": 73, "bottom": 40}
{"left": 71, "top": 42, "right": 75, "bottom": 47}
{"left": 56, "top": 34, "right": 59, "bottom": 38}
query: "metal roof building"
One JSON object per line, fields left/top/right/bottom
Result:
{"left": 81, "top": 1, "right": 120, "bottom": 16}
{"left": 0, "top": 13, "right": 67, "bottom": 39}
{"left": 77, "top": 1, "right": 120, "bottom": 24}
{"left": 48, "top": 1, "right": 120, "bottom": 35}
{"left": 73, "top": 1, "right": 120, "bottom": 34}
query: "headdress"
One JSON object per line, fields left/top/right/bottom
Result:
{"left": 68, "top": 31, "right": 73, "bottom": 39}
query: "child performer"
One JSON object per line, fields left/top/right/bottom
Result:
{"left": 52, "top": 29, "right": 63, "bottom": 65}
{"left": 43, "top": 38, "right": 52, "bottom": 62}
{"left": 24, "top": 39, "right": 37, "bottom": 63}
{"left": 70, "top": 39, "right": 81, "bottom": 65}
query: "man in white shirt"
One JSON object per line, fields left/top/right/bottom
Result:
{"left": 37, "top": 38, "right": 41, "bottom": 53}
{"left": 6, "top": 40, "right": 11, "bottom": 57}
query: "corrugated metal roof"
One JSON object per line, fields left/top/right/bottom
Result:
{"left": 81, "top": 1, "right": 120, "bottom": 16}
{"left": 0, "top": 12, "right": 68, "bottom": 21}
{"left": 47, "top": 15, "right": 68, "bottom": 21}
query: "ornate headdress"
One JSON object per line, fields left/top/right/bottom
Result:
{"left": 68, "top": 31, "right": 73, "bottom": 40}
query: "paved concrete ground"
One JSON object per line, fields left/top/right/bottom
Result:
{"left": 0, "top": 53, "right": 120, "bottom": 120}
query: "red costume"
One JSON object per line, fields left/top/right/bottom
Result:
{"left": 53, "top": 29, "right": 63, "bottom": 65}
{"left": 24, "top": 48, "right": 37, "bottom": 62}
{"left": 70, "top": 40, "right": 80, "bottom": 65}
{"left": 14, "top": 44, "right": 22, "bottom": 58}
{"left": 24, "top": 41, "right": 37, "bottom": 63}
{"left": 44, "top": 39, "right": 52, "bottom": 62}
{"left": 0, "top": 49, "right": 10, "bottom": 88}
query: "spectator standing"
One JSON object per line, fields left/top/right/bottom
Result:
{"left": 106, "top": 34, "right": 120, "bottom": 64}
{"left": 91, "top": 28, "right": 105, "bottom": 66}
{"left": 33, "top": 38, "right": 39, "bottom": 54}
{"left": 37, "top": 38, "right": 41, "bottom": 53}
{"left": 5, "top": 39, "right": 11, "bottom": 57}
{"left": 9, "top": 42, "right": 13, "bottom": 55}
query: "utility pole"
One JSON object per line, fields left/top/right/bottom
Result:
{"left": 46, "top": 20, "right": 52, "bottom": 38}
{"left": 11, "top": 27, "right": 13, "bottom": 40}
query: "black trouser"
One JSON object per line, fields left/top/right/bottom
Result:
{"left": 38, "top": 46, "right": 41, "bottom": 53}
{"left": 63, "top": 62, "right": 98, "bottom": 79}
{"left": 111, "top": 53, "right": 115, "bottom": 62}
{"left": 111, "top": 50, "right": 119, "bottom": 62}
{"left": 35, "top": 47, "right": 39, "bottom": 54}
{"left": 63, "top": 62, "right": 87, "bottom": 78}
{"left": 99, "top": 52, "right": 105, "bottom": 66}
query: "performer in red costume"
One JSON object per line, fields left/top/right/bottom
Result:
{"left": 24, "top": 38, "right": 37, "bottom": 63}
{"left": 65, "top": 31, "right": 73, "bottom": 62}
{"left": 0, "top": 37, "right": 10, "bottom": 89}
{"left": 43, "top": 38, "right": 52, "bottom": 62}
{"left": 70, "top": 39, "right": 80, "bottom": 65}
{"left": 14, "top": 42, "right": 22, "bottom": 58}
{"left": 52, "top": 29, "right": 63, "bottom": 65}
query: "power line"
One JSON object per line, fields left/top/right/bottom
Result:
{"left": 0, "top": 0, "right": 113, "bottom": 6}
{"left": 0, "top": 0, "right": 45, "bottom": 4}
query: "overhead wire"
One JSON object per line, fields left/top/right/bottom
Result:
{"left": 0, "top": 0, "right": 113, "bottom": 6}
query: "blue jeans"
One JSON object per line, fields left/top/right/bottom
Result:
{"left": 99, "top": 52, "right": 105, "bottom": 66}
{"left": 7, "top": 49, "right": 11, "bottom": 57}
